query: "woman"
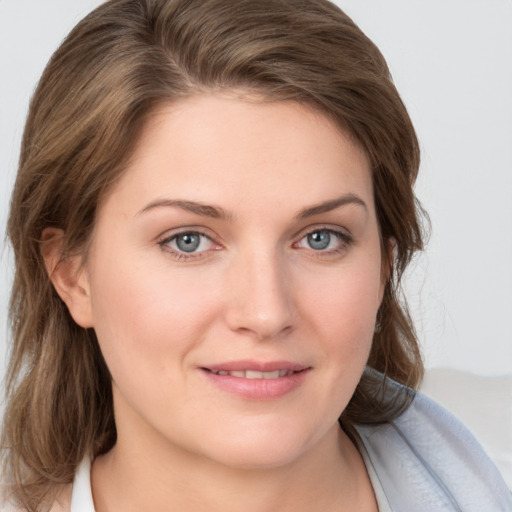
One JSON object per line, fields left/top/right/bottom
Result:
{"left": 1, "top": 0, "right": 510, "bottom": 511}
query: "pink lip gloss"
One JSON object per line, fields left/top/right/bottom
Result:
{"left": 200, "top": 361, "right": 311, "bottom": 400}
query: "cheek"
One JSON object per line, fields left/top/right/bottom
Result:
{"left": 298, "top": 256, "right": 382, "bottom": 378}
{"left": 87, "top": 259, "right": 224, "bottom": 380}
{"left": 308, "top": 269, "right": 381, "bottom": 405}
{"left": 302, "top": 261, "right": 382, "bottom": 335}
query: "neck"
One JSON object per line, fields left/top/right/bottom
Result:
{"left": 91, "top": 423, "right": 376, "bottom": 512}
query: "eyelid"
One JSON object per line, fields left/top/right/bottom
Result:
{"left": 157, "top": 227, "right": 223, "bottom": 260}
{"left": 293, "top": 223, "right": 353, "bottom": 242}
{"left": 292, "top": 225, "right": 353, "bottom": 253}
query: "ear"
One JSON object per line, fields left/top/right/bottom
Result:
{"left": 379, "top": 237, "right": 397, "bottom": 302}
{"left": 41, "top": 228, "right": 94, "bottom": 328}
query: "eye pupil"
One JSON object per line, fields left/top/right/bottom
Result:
{"left": 307, "top": 231, "right": 330, "bottom": 250}
{"left": 176, "top": 233, "right": 200, "bottom": 252}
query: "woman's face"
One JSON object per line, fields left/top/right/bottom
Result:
{"left": 76, "top": 95, "right": 384, "bottom": 469}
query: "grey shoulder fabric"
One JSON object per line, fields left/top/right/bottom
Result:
{"left": 355, "top": 376, "right": 512, "bottom": 511}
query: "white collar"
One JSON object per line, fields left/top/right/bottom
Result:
{"left": 70, "top": 459, "right": 95, "bottom": 512}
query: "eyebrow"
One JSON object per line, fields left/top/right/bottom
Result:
{"left": 138, "top": 193, "right": 367, "bottom": 220}
{"left": 296, "top": 194, "right": 367, "bottom": 219}
{"left": 138, "top": 199, "right": 229, "bottom": 219}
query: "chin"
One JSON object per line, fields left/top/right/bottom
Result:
{"left": 207, "top": 442, "right": 307, "bottom": 470}
{"left": 196, "top": 416, "right": 334, "bottom": 471}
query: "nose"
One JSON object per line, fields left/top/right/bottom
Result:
{"left": 224, "top": 248, "right": 295, "bottom": 340}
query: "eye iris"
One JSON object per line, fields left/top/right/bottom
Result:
{"left": 176, "top": 233, "right": 200, "bottom": 252}
{"left": 307, "top": 231, "right": 331, "bottom": 250}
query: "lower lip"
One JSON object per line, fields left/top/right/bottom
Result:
{"left": 201, "top": 369, "right": 310, "bottom": 400}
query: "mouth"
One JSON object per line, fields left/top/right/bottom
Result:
{"left": 203, "top": 369, "right": 301, "bottom": 379}
{"left": 199, "top": 361, "right": 311, "bottom": 399}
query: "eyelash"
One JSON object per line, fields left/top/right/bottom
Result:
{"left": 157, "top": 227, "right": 353, "bottom": 261}
{"left": 293, "top": 227, "right": 353, "bottom": 257}
{"left": 158, "top": 229, "right": 219, "bottom": 261}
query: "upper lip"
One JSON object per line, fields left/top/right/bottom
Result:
{"left": 202, "top": 360, "right": 310, "bottom": 372}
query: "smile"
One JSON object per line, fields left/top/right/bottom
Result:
{"left": 200, "top": 362, "right": 310, "bottom": 400}
{"left": 206, "top": 369, "right": 297, "bottom": 379}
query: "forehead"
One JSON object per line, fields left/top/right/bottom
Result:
{"left": 100, "top": 94, "right": 373, "bottom": 218}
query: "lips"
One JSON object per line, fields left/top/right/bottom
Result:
{"left": 203, "top": 360, "right": 308, "bottom": 373}
{"left": 200, "top": 360, "right": 310, "bottom": 399}
{"left": 207, "top": 369, "right": 295, "bottom": 379}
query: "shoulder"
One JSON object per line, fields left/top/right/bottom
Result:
{"left": 355, "top": 383, "right": 512, "bottom": 511}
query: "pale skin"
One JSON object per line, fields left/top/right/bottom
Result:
{"left": 46, "top": 94, "right": 385, "bottom": 511}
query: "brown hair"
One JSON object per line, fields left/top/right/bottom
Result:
{"left": 2, "top": 0, "right": 425, "bottom": 509}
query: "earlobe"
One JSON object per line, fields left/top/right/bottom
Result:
{"left": 41, "top": 228, "right": 94, "bottom": 328}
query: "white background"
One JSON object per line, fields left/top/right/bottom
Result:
{"left": 1, "top": 0, "right": 511, "bottom": 378}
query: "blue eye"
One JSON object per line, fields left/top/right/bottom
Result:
{"left": 297, "top": 229, "right": 349, "bottom": 252}
{"left": 161, "top": 231, "right": 216, "bottom": 255}
{"left": 175, "top": 233, "right": 201, "bottom": 252}
{"left": 307, "top": 231, "right": 331, "bottom": 250}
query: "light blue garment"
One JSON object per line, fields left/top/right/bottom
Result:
{"left": 355, "top": 381, "right": 512, "bottom": 511}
